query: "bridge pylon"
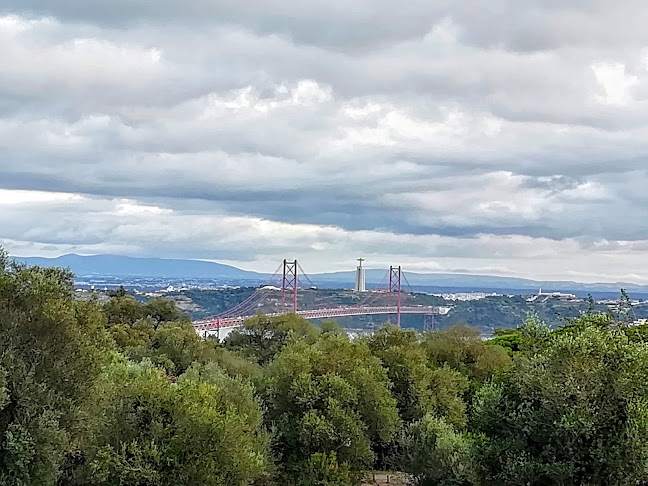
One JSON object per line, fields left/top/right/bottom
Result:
{"left": 282, "top": 259, "right": 298, "bottom": 313}
{"left": 388, "top": 266, "right": 402, "bottom": 326}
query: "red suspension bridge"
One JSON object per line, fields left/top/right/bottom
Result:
{"left": 194, "top": 259, "right": 443, "bottom": 334}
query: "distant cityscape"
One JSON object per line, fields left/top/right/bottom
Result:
{"left": 21, "top": 254, "right": 648, "bottom": 299}
{"left": 19, "top": 253, "right": 648, "bottom": 332}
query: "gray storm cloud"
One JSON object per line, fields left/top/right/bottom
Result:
{"left": 0, "top": 1, "right": 647, "bottom": 282}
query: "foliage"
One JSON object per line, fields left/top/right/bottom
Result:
{"left": 471, "top": 317, "right": 648, "bottom": 485}
{"left": 422, "top": 324, "right": 511, "bottom": 383}
{"left": 144, "top": 297, "right": 184, "bottom": 326}
{"left": 144, "top": 320, "right": 213, "bottom": 375}
{"left": 365, "top": 325, "right": 435, "bottom": 423}
{"left": 103, "top": 292, "right": 183, "bottom": 328}
{"left": 67, "top": 360, "right": 270, "bottom": 485}
{"left": 392, "top": 414, "right": 478, "bottom": 486}
{"left": 320, "top": 319, "right": 346, "bottom": 336}
{"left": 262, "top": 332, "right": 401, "bottom": 480}
{"left": 110, "top": 318, "right": 155, "bottom": 351}
{"left": 225, "top": 313, "right": 319, "bottom": 365}
{"left": 5, "top": 249, "right": 648, "bottom": 485}
{"left": 207, "top": 346, "right": 264, "bottom": 383}
{"left": 111, "top": 312, "right": 217, "bottom": 377}
{"left": 488, "top": 328, "right": 523, "bottom": 355}
{"left": 103, "top": 294, "right": 145, "bottom": 326}
{"left": 625, "top": 322, "right": 648, "bottom": 343}
{"left": 0, "top": 252, "right": 114, "bottom": 485}
{"left": 365, "top": 325, "right": 470, "bottom": 427}
{"left": 488, "top": 313, "right": 552, "bottom": 355}
{"left": 288, "top": 452, "right": 356, "bottom": 486}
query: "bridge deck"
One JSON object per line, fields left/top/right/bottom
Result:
{"left": 194, "top": 305, "right": 443, "bottom": 331}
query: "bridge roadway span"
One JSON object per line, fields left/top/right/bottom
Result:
{"left": 194, "top": 305, "right": 441, "bottom": 332}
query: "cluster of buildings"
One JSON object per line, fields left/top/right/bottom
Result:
{"left": 431, "top": 292, "right": 497, "bottom": 302}
{"left": 526, "top": 289, "right": 578, "bottom": 303}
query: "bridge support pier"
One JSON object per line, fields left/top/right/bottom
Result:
{"left": 424, "top": 313, "right": 435, "bottom": 331}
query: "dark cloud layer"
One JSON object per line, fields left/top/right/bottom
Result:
{"left": 1, "top": 1, "right": 647, "bottom": 281}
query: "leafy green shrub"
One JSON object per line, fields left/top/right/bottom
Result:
{"left": 392, "top": 414, "right": 478, "bottom": 486}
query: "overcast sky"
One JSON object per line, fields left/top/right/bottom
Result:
{"left": 1, "top": 1, "right": 647, "bottom": 282}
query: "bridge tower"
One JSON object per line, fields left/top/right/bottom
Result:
{"left": 389, "top": 265, "right": 402, "bottom": 326}
{"left": 281, "top": 259, "right": 298, "bottom": 313}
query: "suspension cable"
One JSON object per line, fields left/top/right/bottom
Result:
{"left": 213, "top": 262, "right": 283, "bottom": 318}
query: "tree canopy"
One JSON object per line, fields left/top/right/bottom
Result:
{"left": 2, "top": 248, "right": 648, "bottom": 485}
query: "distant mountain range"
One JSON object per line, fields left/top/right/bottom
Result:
{"left": 314, "top": 269, "right": 648, "bottom": 293}
{"left": 14, "top": 253, "right": 648, "bottom": 294}
{"left": 17, "top": 254, "right": 264, "bottom": 280}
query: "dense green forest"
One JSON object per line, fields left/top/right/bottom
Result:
{"left": 3, "top": 250, "right": 648, "bottom": 485}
